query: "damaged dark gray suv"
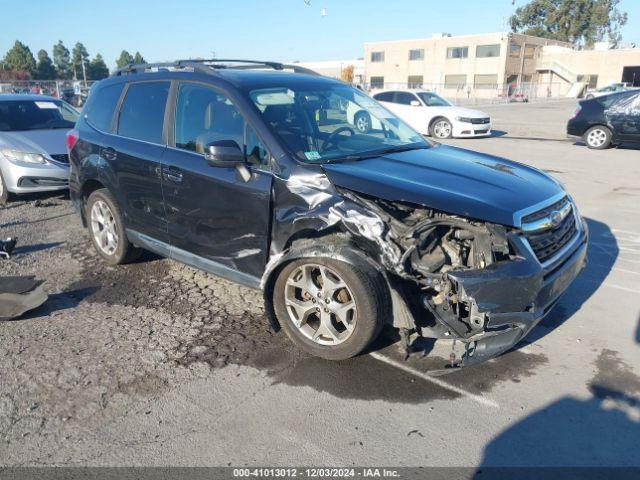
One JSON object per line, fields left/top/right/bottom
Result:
{"left": 68, "top": 60, "right": 588, "bottom": 365}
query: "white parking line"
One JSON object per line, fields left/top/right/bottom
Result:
{"left": 369, "top": 352, "right": 499, "bottom": 408}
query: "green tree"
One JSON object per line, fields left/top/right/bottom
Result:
{"left": 132, "top": 51, "right": 146, "bottom": 64}
{"left": 116, "top": 50, "right": 134, "bottom": 68}
{"left": 71, "top": 42, "right": 90, "bottom": 80}
{"left": 3, "top": 40, "right": 36, "bottom": 77}
{"left": 510, "top": 0, "right": 628, "bottom": 46}
{"left": 87, "top": 53, "right": 109, "bottom": 80}
{"left": 52, "top": 40, "right": 71, "bottom": 79}
{"left": 36, "top": 49, "right": 56, "bottom": 79}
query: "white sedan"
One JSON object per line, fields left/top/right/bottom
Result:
{"left": 347, "top": 89, "right": 491, "bottom": 139}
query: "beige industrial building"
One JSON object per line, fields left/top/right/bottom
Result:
{"left": 363, "top": 32, "right": 640, "bottom": 101}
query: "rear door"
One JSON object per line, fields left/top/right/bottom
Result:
{"left": 111, "top": 81, "right": 170, "bottom": 242}
{"left": 161, "top": 81, "right": 273, "bottom": 280}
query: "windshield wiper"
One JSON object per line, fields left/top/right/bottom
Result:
{"left": 338, "top": 144, "right": 429, "bottom": 162}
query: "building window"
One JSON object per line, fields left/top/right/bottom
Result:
{"left": 370, "top": 76, "right": 384, "bottom": 89}
{"left": 446, "top": 47, "right": 469, "bottom": 59}
{"left": 509, "top": 44, "right": 522, "bottom": 58}
{"left": 577, "top": 74, "right": 599, "bottom": 89}
{"left": 408, "top": 49, "right": 424, "bottom": 61}
{"left": 476, "top": 44, "right": 501, "bottom": 58}
{"left": 371, "top": 51, "right": 384, "bottom": 63}
{"left": 474, "top": 74, "right": 498, "bottom": 89}
{"left": 408, "top": 75, "right": 423, "bottom": 88}
{"left": 524, "top": 45, "right": 536, "bottom": 59}
{"left": 444, "top": 74, "right": 467, "bottom": 88}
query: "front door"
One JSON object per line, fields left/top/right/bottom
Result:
{"left": 111, "top": 80, "right": 170, "bottom": 242}
{"left": 162, "top": 82, "right": 273, "bottom": 280}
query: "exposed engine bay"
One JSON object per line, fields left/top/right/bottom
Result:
{"left": 336, "top": 191, "right": 514, "bottom": 341}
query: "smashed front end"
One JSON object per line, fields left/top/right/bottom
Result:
{"left": 326, "top": 190, "right": 588, "bottom": 365}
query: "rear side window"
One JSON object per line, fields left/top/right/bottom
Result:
{"left": 373, "top": 92, "right": 394, "bottom": 102}
{"left": 117, "top": 81, "right": 170, "bottom": 144}
{"left": 393, "top": 92, "right": 418, "bottom": 105}
{"left": 85, "top": 83, "right": 124, "bottom": 132}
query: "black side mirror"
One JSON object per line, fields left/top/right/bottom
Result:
{"left": 205, "top": 140, "right": 244, "bottom": 167}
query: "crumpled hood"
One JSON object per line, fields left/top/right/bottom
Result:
{"left": 0, "top": 129, "right": 69, "bottom": 156}
{"left": 322, "top": 144, "right": 564, "bottom": 227}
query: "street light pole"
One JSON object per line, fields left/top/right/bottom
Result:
{"left": 81, "top": 58, "right": 87, "bottom": 86}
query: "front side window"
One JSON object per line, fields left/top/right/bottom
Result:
{"left": 476, "top": 44, "right": 501, "bottom": 58}
{"left": 248, "top": 84, "right": 427, "bottom": 163}
{"left": 174, "top": 83, "right": 244, "bottom": 154}
{"left": 117, "top": 81, "right": 170, "bottom": 143}
{"left": 416, "top": 92, "right": 452, "bottom": 107}
{"left": 371, "top": 51, "right": 385, "bottom": 62}
{"left": 0, "top": 99, "right": 78, "bottom": 132}
{"left": 447, "top": 47, "right": 468, "bottom": 59}
{"left": 245, "top": 124, "right": 269, "bottom": 166}
{"left": 409, "top": 49, "right": 424, "bottom": 61}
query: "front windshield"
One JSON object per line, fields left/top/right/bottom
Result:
{"left": 0, "top": 100, "right": 79, "bottom": 132}
{"left": 417, "top": 92, "right": 452, "bottom": 107}
{"left": 249, "top": 84, "right": 428, "bottom": 163}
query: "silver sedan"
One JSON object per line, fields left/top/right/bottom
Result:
{"left": 0, "top": 94, "right": 79, "bottom": 204}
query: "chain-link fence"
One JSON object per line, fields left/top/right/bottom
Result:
{"left": 0, "top": 79, "right": 97, "bottom": 107}
{"left": 359, "top": 82, "right": 567, "bottom": 105}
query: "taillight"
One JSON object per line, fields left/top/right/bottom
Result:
{"left": 570, "top": 105, "right": 582, "bottom": 120}
{"left": 66, "top": 129, "right": 79, "bottom": 152}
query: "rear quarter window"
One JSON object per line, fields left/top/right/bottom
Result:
{"left": 117, "top": 81, "right": 170, "bottom": 144}
{"left": 84, "top": 82, "right": 125, "bottom": 132}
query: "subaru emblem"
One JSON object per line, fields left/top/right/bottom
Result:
{"left": 550, "top": 211, "right": 563, "bottom": 227}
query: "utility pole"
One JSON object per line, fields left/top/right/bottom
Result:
{"left": 81, "top": 58, "right": 87, "bottom": 86}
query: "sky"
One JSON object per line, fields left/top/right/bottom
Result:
{"left": 1, "top": 0, "right": 639, "bottom": 69}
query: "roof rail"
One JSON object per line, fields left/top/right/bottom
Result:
{"left": 113, "top": 59, "right": 321, "bottom": 77}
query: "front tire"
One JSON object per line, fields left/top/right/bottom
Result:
{"left": 86, "top": 189, "right": 141, "bottom": 265}
{"left": 354, "top": 111, "right": 372, "bottom": 133}
{"left": 272, "top": 254, "right": 388, "bottom": 360}
{"left": 0, "top": 169, "right": 12, "bottom": 205}
{"left": 584, "top": 126, "right": 612, "bottom": 150}
{"left": 430, "top": 117, "right": 453, "bottom": 139}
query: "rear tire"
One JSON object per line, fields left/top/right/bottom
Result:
{"left": 584, "top": 125, "right": 612, "bottom": 150}
{"left": 85, "top": 189, "right": 141, "bottom": 265}
{"left": 0, "top": 169, "right": 12, "bottom": 205}
{"left": 272, "top": 252, "right": 388, "bottom": 360}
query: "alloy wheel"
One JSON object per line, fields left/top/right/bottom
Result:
{"left": 433, "top": 120, "right": 452, "bottom": 138}
{"left": 284, "top": 264, "right": 357, "bottom": 346}
{"left": 356, "top": 115, "right": 370, "bottom": 132}
{"left": 90, "top": 200, "right": 119, "bottom": 256}
{"left": 587, "top": 128, "right": 608, "bottom": 148}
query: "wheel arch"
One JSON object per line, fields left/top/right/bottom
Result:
{"left": 262, "top": 232, "right": 399, "bottom": 333}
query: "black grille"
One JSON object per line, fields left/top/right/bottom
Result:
{"left": 471, "top": 118, "right": 491, "bottom": 124}
{"left": 524, "top": 203, "right": 577, "bottom": 264}
{"left": 50, "top": 154, "right": 69, "bottom": 163}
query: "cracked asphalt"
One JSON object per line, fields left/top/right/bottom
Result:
{"left": 1, "top": 100, "right": 639, "bottom": 467}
